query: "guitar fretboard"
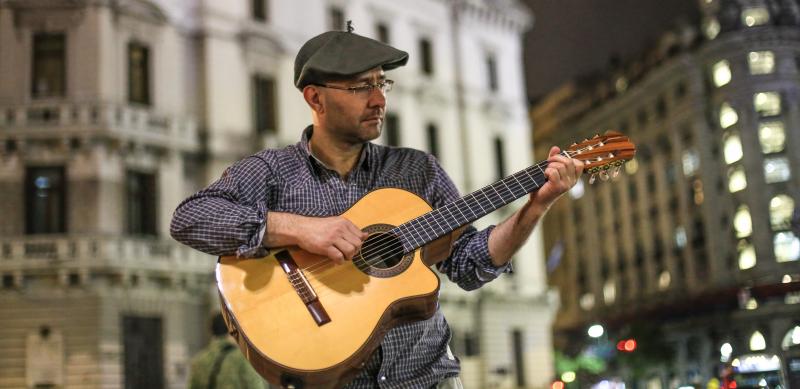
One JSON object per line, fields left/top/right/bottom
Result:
{"left": 392, "top": 158, "right": 552, "bottom": 252}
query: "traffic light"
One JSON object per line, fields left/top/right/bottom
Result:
{"left": 616, "top": 338, "right": 637, "bottom": 352}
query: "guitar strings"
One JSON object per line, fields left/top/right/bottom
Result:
{"left": 293, "top": 148, "right": 586, "bottom": 289}
{"left": 282, "top": 147, "right": 604, "bottom": 303}
{"left": 298, "top": 152, "right": 556, "bottom": 278}
{"left": 297, "top": 148, "right": 583, "bottom": 278}
{"left": 285, "top": 158, "right": 555, "bottom": 301}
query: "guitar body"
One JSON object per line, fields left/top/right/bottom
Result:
{"left": 216, "top": 188, "right": 441, "bottom": 388}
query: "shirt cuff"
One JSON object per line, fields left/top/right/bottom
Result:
{"left": 236, "top": 205, "right": 270, "bottom": 259}
{"left": 471, "top": 225, "right": 513, "bottom": 280}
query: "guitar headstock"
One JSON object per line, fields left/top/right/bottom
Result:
{"left": 567, "top": 131, "right": 637, "bottom": 184}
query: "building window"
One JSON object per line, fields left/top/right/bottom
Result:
{"left": 128, "top": 42, "right": 150, "bottom": 105}
{"left": 579, "top": 293, "right": 595, "bottom": 310}
{"left": 486, "top": 55, "right": 498, "bottom": 91}
{"left": 704, "top": 17, "right": 720, "bottom": 39}
{"left": 464, "top": 331, "right": 480, "bottom": 356}
{"left": 712, "top": 60, "right": 731, "bottom": 87}
{"left": 727, "top": 165, "right": 747, "bottom": 193}
{"left": 426, "top": 123, "right": 439, "bottom": 159}
{"left": 770, "top": 195, "right": 794, "bottom": 230}
{"left": 764, "top": 156, "right": 791, "bottom": 183}
{"left": 748, "top": 51, "right": 775, "bottom": 74}
{"left": 603, "top": 279, "right": 616, "bottom": 304}
{"left": 419, "top": 38, "right": 434, "bottom": 76}
{"left": 742, "top": 7, "right": 770, "bottom": 27}
{"left": 376, "top": 23, "right": 389, "bottom": 43}
{"left": 754, "top": 92, "right": 781, "bottom": 117}
{"left": 253, "top": 75, "right": 277, "bottom": 135}
{"left": 775, "top": 232, "right": 800, "bottom": 262}
{"left": 384, "top": 113, "right": 399, "bottom": 146}
{"left": 123, "top": 316, "right": 164, "bottom": 389}
{"left": 126, "top": 171, "right": 157, "bottom": 236}
{"left": 494, "top": 136, "right": 506, "bottom": 181}
{"left": 32, "top": 33, "right": 66, "bottom": 98}
{"left": 734, "top": 205, "right": 752, "bottom": 238}
{"left": 252, "top": 0, "right": 268, "bottom": 22}
{"left": 738, "top": 240, "right": 757, "bottom": 269}
{"left": 512, "top": 330, "right": 526, "bottom": 387}
{"left": 329, "top": 6, "right": 345, "bottom": 30}
{"left": 719, "top": 102, "right": 738, "bottom": 128}
{"left": 723, "top": 131, "right": 743, "bottom": 164}
{"left": 759, "top": 121, "right": 786, "bottom": 153}
{"left": 658, "top": 270, "right": 671, "bottom": 290}
{"left": 25, "top": 167, "right": 66, "bottom": 234}
{"left": 682, "top": 149, "right": 699, "bottom": 177}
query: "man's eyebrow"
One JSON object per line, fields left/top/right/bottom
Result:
{"left": 353, "top": 74, "right": 387, "bottom": 83}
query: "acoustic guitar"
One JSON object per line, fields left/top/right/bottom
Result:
{"left": 216, "top": 132, "right": 636, "bottom": 388}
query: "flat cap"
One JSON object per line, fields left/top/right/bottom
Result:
{"left": 294, "top": 30, "right": 409, "bottom": 89}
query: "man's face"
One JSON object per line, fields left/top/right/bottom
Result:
{"left": 318, "top": 68, "right": 388, "bottom": 144}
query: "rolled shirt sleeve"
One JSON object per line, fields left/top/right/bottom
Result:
{"left": 170, "top": 156, "right": 273, "bottom": 258}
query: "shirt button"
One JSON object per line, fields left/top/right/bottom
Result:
{"left": 380, "top": 376, "right": 387, "bottom": 381}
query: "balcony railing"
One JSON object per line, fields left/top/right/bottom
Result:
{"left": 0, "top": 235, "right": 215, "bottom": 274}
{"left": 0, "top": 101, "right": 199, "bottom": 151}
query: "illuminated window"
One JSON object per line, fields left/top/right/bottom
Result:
{"left": 603, "top": 280, "right": 616, "bottom": 305}
{"left": 728, "top": 165, "right": 747, "bottom": 193}
{"left": 758, "top": 121, "right": 786, "bottom": 153}
{"left": 764, "top": 156, "right": 791, "bottom": 183}
{"left": 754, "top": 92, "right": 781, "bottom": 116}
{"left": 719, "top": 102, "right": 738, "bottom": 128}
{"left": 749, "top": 331, "right": 767, "bottom": 351}
{"left": 712, "top": 60, "right": 731, "bottom": 87}
{"left": 748, "top": 51, "right": 775, "bottom": 74}
{"left": 682, "top": 149, "right": 699, "bottom": 176}
{"left": 770, "top": 195, "right": 794, "bottom": 230}
{"left": 734, "top": 205, "right": 752, "bottom": 238}
{"left": 723, "top": 132, "right": 743, "bottom": 164}
{"left": 775, "top": 231, "right": 800, "bottom": 262}
{"left": 658, "top": 271, "right": 671, "bottom": 290}
{"left": 674, "top": 226, "right": 687, "bottom": 249}
{"left": 742, "top": 7, "right": 770, "bottom": 27}
{"left": 738, "top": 240, "right": 756, "bottom": 269}
{"left": 704, "top": 17, "right": 720, "bottom": 39}
{"left": 579, "top": 293, "right": 595, "bottom": 310}
{"left": 625, "top": 159, "right": 639, "bottom": 175}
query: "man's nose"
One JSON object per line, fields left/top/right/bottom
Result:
{"left": 367, "top": 86, "right": 386, "bottom": 108}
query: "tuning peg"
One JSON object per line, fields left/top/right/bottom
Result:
{"left": 589, "top": 173, "right": 597, "bottom": 184}
{"left": 600, "top": 170, "right": 610, "bottom": 181}
{"left": 612, "top": 165, "right": 622, "bottom": 178}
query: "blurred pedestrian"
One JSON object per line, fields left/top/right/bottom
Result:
{"left": 188, "top": 313, "right": 265, "bottom": 389}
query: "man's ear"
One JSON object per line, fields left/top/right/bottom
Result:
{"left": 303, "top": 86, "right": 325, "bottom": 114}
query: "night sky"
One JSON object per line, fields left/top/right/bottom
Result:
{"left": 523, "top": 0, "right": 701, "bottom": 101}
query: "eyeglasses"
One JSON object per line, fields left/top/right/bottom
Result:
{"left": 315, "top": 79, "right": 394, "bottom": 96}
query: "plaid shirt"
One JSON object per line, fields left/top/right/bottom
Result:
{"left": 171, "top": 126, "right": 511, "bottom": 388}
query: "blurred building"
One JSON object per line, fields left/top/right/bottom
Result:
{"left": 0, "top": 0, "right": 553, "bottom": 388}
{"left": 531, "top": 0, "right": 800, "bottom": 386}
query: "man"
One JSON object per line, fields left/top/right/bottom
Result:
{"left": 171, "top": 29, "right": 583, "bottom": 388}
{"left": 188, "top": 314, "right": 266, "bottom": 389}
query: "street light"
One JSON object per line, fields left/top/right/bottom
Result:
{"left": 588, "top": 324, "right": 604, "bottom": 338}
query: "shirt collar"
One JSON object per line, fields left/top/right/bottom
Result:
{"left": 299, "top": 125, "right": 373, "bottom": 174}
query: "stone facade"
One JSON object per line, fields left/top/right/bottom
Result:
{"left": 0, "top": 0, "right": 553, "bottom": 388}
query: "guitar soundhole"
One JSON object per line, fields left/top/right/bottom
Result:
{"left": 355, "top": 224, "right": 414, "bottom": 278}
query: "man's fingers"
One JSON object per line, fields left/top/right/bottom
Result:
{"left": 333, "top": 238, "right": 357, "bottom": 261}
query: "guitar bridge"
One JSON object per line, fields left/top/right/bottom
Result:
{"left": 275, "top": 250, "right": 331, "bottom": 326}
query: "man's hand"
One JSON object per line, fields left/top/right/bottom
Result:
{"left": 527, "top": 146, "right": 584, "bottom": 212}
{"left": 296, "top": 216, "right": 368, "bottom": 264}
{"left": 487, "top": 145, "right": 583, "bottom": 267}
{"left": 266, "top": 213, "right": 367, "bottom": 265}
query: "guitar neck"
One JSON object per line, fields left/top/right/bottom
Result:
{"left": 393, "top": 158, "right": 551, "bottom": 252}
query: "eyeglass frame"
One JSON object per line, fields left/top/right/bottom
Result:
{"left": 312, "top": 79, "right": 394, "bottom": 95}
